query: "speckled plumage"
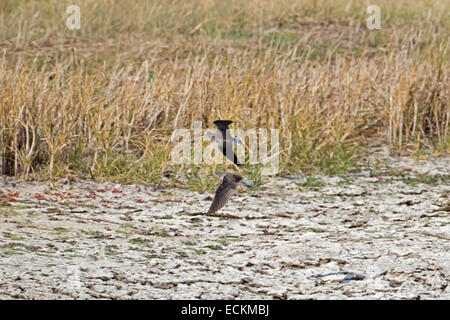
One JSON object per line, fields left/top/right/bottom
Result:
{"left": 207, "top": 173, "right": 244, "bottom": 215}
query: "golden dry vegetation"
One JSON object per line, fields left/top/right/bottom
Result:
{"left": 0, "top": 0, "right": 448, "bottom": 186}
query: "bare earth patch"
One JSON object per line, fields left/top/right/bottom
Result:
{"left": 0, "top": 157, "right": 449, "bottom": 299}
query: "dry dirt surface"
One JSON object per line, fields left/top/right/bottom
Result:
{"left": 0, "top": 157, "right": 449, "bottom": 299}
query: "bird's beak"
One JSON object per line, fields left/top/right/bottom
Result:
{"left": 241, "top": 178, "right": 254, "bottom": 188}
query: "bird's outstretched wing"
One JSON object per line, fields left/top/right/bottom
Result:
{"left": 207, "top": 181, "right": 235, "bottom": 214}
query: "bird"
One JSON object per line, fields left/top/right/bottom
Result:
{"left": 207, "top": 172, "right": 253, "bottom": 215}
{"left": 204, "top": 120, "right": 242, "bottom": 166}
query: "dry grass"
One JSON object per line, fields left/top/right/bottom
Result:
{"left": 0, "top": 0, "right": 448, "bottom": 186}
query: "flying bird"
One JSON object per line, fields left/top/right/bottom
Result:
{"left": 205, "top": 120, "right": 242, "bottom": 166}
{"left": 207, "top": 172, "right": 253, "bottom": 215}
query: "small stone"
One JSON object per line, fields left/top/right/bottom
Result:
{"left": 57, "top": 177, "right": 70, "bottom": 185}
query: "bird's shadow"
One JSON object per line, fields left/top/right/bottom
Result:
{"left": 182, "top": 211, "right": 241, "bottom": 219}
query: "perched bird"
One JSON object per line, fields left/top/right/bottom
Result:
{"left": 204, "top": 120, "right": 242, "bottom": 166}
{"left": 207, "top": 172, "right": 253, "bottom": 215}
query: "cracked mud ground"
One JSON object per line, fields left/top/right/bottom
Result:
{"left": 0, "top": 157, "right": 449, "bottom": 299}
